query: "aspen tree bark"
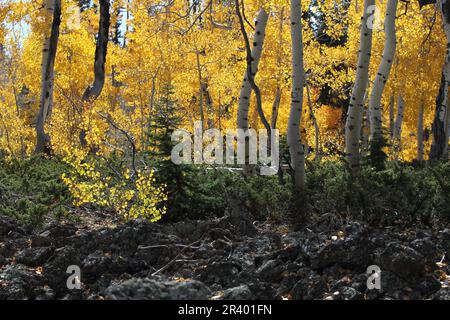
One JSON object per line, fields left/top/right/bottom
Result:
{"left": 430, "top": 0, "right": 450, "bottom": 160}
{"left": 345, "top": 0, "right": 375, "bottom": 171}
{"left": 82, "top": 0, "right": 111, "bottom": 102}
{"left": 288, "top": 0, "right": 306, "bottom": 193}
{"left": 361, "top": 107, "right": 371, "bottom": 155}
{"left": 360, "top": 84, "right": 370, "bottom": 155}
{"left": 417, "top": 102, "right": 425, "bottom": 163}
{"left": 235, "top": 3, "right": 270, "bottom": 175}
{"left": 35, "top": 0, "right": 61, "bottom": 154}
{"left": 368, "top": 0, "right": 398, "bottom": 145}
{"left": 236, "top": 9, "right": 268, "bottom": 132}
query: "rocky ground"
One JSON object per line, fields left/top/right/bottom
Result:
{"left": 1, "top": 210, "right": 450, "bottom": 300}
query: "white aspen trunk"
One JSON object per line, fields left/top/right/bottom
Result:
{"left": 394, "top": 95, "right": 405, "bottom": 140}
{"left": 35, "top": 0, "right": 61, "bottom": 154}
{"left": 345, "top": 0, "right": 375, "bottom": 171}
{"left": 360, "top": 84, "right": 370, "bottom": 154}
{"left": 236, "top": 8, "right": 269, "bottom": 175}
{"left": 288, "top": 0, "right": 305, "bottom": 193}
{"left": 361, "top": 106, "right": 371, "bottom": 156}
{"left": 417, "top": 103, "right": 425, "bottom": 163}
{"left": 236, "top": 9, "right": 268, "bottom": 132}
{"left": 369, "top": 0, "right": 398, "bottom": 144}
{"left": 389, "top": 95, "right": 395, "bottom": 138}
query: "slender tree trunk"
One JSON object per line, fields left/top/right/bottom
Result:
{"left": 444, "top": 102, "right": 450, "bottom": 158}
{"left": 235, "top": 4, "right": 270, "bottom": 175}
{"left": 288, "top": 0, "right": 305, "bottom": 194}
{"left": 394, "top": 95, "right": 405, "bottom": 140}
{"left": 271, "top": 5, "right": 284, "bottom": 131}
{"left": 271, "top": 87, "right": 281, "bottom": 129}
{"left": 389, "top": 95, "right": 395, "bottom": 138}
{"left": 35, "top": 0, "right": 61, "bottom": 154}
{"left": 202, "top": 81, "right": 214, "bottom": 129}
{"left": 430, "top": 0, "right": 450, "bottom": 160}
{"left": 392, "top": 94, "right": 405, "bottom": 159}
{"left": 80, "top": 0, "right": 110, "bottom": 146}
{"left": 417, "top": 102, "right": 425, "bottom": 163}
{"left": 345, "top": 0, "right": 375, "bottom": 171}
{"left": 360, "top": 83, "right": 370, "bottom": 156}
{"left": 236, "top": 9, "right": 268, "bottom": 132}
{"left": 196, "top": 49, "right": 205, "bottom": 129}
{"left": 306, "top": 82, "right": 321, "bottom": 161}
{"left": 369, "top": 0, "right": 398, "bottom": 146}
{"left": 361, "top": 107, "right": 370, "bottom": 156}
{"left": 430, "top": 72, "right": 448, "bottom": 160}
{"left": 82, "top": 0, "right": 110, "bottom": 102}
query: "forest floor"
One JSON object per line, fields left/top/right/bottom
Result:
{"left": 1, "top": 206, "right": 450, "bottom": 300}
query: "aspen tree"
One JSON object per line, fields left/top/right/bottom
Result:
{"left": 345, "top": 0, "right": 375, "bottom": 171}
{"left": 82, "top": 0, "right": 111, "bottom": 102}
{"left": 236, "top": 8, "right": 268, "bottom": 132}
{"left": 287, "top": 0, "right": 306, "bottom": 193}
{"left": 35, "top": 0, "right": 61, "bottom": 154}
{"left": 369, "top": 0, "right": 398, "bottom": 147}
{"left": 80, "top": 0, "right": 110, "bottom": 146}
{"left": 236, "top": 4, "right": 270, "bottom": 175}
{"left": 430, "top": 0, "right": 450, "bottom": 160}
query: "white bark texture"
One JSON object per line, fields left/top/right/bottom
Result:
{"left": 236, "top": 9, "right": 268, "bottom": 131}
{"left": 287, "top": 0, "right": 305, "bottom": 192}
{"left": 35, "top": 0, "right": 61, "bottom": 154}
{"left": 369, "top": 0, "right": 398, "bottom": 143}
{"left": 345, "top": 0, "right": 375, "bottom": 171}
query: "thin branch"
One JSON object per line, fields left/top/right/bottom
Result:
{"left": 96, "top": 111, "right": 138, "bottom": 178}
{"left": 241, "top": 0, "right": 255, "bottom": 30}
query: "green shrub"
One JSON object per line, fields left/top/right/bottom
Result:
{"left": 0, "top": 156, "right": 72, "bottom": 225}
{"left": 306, "top": 160, "right": 450, "bottom": 226}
